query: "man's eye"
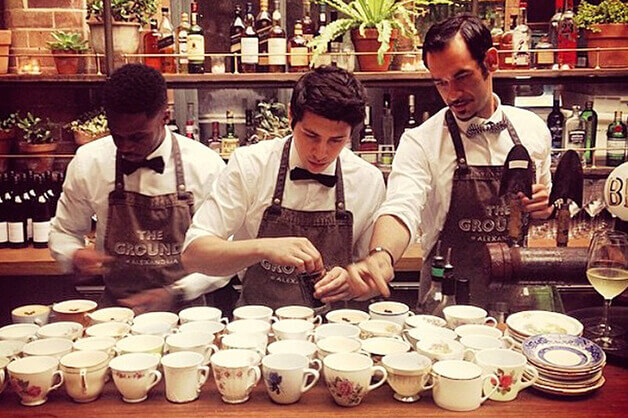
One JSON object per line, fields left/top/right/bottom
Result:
{"left": 455, "top": 73, "right": 471, "bottom": 81}
{"left": 434, "top": 80, "right": 446, "bottom": 87}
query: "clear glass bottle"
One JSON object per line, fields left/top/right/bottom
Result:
{"left": 176, "top": 12, "right": 190, "bottom": 74}
{"left": 535, "top": 34, "right": 555, "bottom": 69}
{"left": 432, "top": 247, "right": 456, "bottom": 317}
{"left": 580, "top": 100, "right": 598, "bottom": 166}
{"left": 158, "top": 7, "right": 176, "bottom": 73}
{"left": 565, "top": 104, "right": 585, "bottom": 164}
{"left": 547, "top": 90, "right": 565, "bottom": 161}
{"left": 229, "top": 5, "right": 245, "bottom": 73}
{"left": 512, "top": 6, "right": 530, "bottom": 68}
{"left": 419, "top": 240, "right": 444, "bottom": 314}
{"left": 222, "top": 110, "right": 240, "bottom": 158}
{"left": 187, "top": 2, "right": 205, "bottom": 74}
{"left": 404, "top": 94, "right": 417, "bottom": 133}
{"left": 557, "top": 0, "right": 577, "bottom": 69}
{"left": 185, "top": 103, "right": 196, "bottom": 140}
{"left": 242, "top": 1, "right": 259, "bottom": 73}
{"left": 379, "top": 93, "right": 395, "bottom": 168}
{"left": 607, "top": 111, "right": 627, "bottom": 167}
{"left": 268, "top": 0, "right": 287, "bottom": 73}
{"left": 359, "top": 105, "right": 378, "bottom": 166}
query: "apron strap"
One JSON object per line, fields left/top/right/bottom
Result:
{"left": 445, "top": 110, "right": 469, "bottom": 174}
{"left": 334, "top": 158, "right": 349, "bottom": 219}
{"left": 170, "top": 134, "right": 188, "bottom": 200}
{"left": 114, "top": 151, "right": 125, "bottom": 194}
{"left": 504, "top": 115, "right": 523, "bottom": 146}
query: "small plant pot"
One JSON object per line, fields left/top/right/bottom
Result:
{"left": 351, "top": 28, "right": 398, "bottom": 72}
{"left": 0, "top": 128, "right": 15, "bottom": 172}
{"left": 586, "top": 23, "right": 628, "bottom": 68}
{"left": 16, "top": 142, "right": 58, "bottom": 173}
{"left": 52, "top": 50, "right": 84, "bottom": 75}
{"left": 88, "top": 21, "right": 141, "bottom": 70}
{"left": 73, "top": 130, "right": 109, "bottom": 146}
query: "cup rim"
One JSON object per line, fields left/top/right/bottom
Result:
{"left": 267, "top": 340, "right": 317, "bottom": 355}
{"left": 52, "top": 299, "right": 97, "bottom": 314}
{"left": 11, "top": 305, "right": 51, "bottom": 317}
{"left": 460, "top": 334, "right": 502, "bottom": 350}
{"left": 23, "top": 338, "right": 74, "bottom": 355}
{"left": 7, "top": 355, "right": 59, "bottom": 375}
{"left": 316, "top": 336, "right": 362, "bottom": 352}
{"left": 275, "top": 305, "right": 314, "bottom": 317}
{"left": 73, "top": 336, "right": 117, "bottom": 351}
{"left": 86, "top": 322, "right": 131, "bottom": 336}
{"left": 89, "top": 307, "right": 134, "bottom": 321}
{"left": 369, "top": 301, "right": 410, "bottom": 315}
{"left": 109, "top": 352, "right": 160, "bottom": 372}
{"left": 227, "top": 319, "right": 270, "bottom": 333}
{"left": 210, "top": 348, "right": 260, "bottom": 368}
{"left": 454, "top": 324, "right": 502, "bottom": 338}
{"left": 166, "top": 331, "right": 213, "bottom": 347}
{"left": 382, "top": 352, "right": 432, "bottom": 372}
{"left": 161, "top": 351, "right": 204, "bottom": 369}
{"left": 178, "top": 306, "right": 221, "bottom": 321}
{"left": 432, "top": 360, "right": 482, "bottom": 380}
{"left": 315, "top": 323, "right": 360, "bottom": 336}
{"left": 325, "top": 309, "right": 370, "bottom": 324}
{"left": 116, "top": 334, "right": 164, "bottom": 351}
{"left": 443, "top": 305, "right": 487, "bottom": 319}
{"left": 417, "top": 337, "right": 464, "bottom": 355}
{"left": 262, "top": 353, "right": 309, "bottom": 371}
{"left": 37, "top": 321, "right": 83, "bottom": 338}
{"left": 359, "top": 319, "right": 402, "bottom": 332}
{"left": 233, "top": 305, "right": 273, "bottom": 319}
{"left": 323, "top": 352, "right": 372, "bottom": 372}
{"left": 60, "top": 350, "right": 109, "bottom": 369}
{"left": 475, "top": 348, "right": 527, "bottom": 368}
{"left": 179, "top": 320, "right": 225, "bottom": 334}
{"left": 0, "top": 323, "right": 40, "bottom": 337}
{"left": 272, "top": 318, "right": 314, "bottom": 333}
{"left": 405, "top": 314, "right": 447, "bottom": 328}
{"left": 133, "top": 311, "right": 179, "bottom": 326}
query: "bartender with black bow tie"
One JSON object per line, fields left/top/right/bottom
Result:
{"left": 182, "top": 66, "right": 386, "bottom": 310}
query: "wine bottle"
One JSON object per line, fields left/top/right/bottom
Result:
{"left": 432, "top": 247, "right": 456, "bottom": 317}
{"left": 379, "top": 93, "right": 395, "bottom": 168}
{"left": 32, "top": 175, "right": 51, "bottom": 249}
{"left": 404, "top": 94, "right": 417, "bottom": 133}
{"left": 359, "top": 105, "right": 378, "bottom": 166}
{"left": 229, "top": 5, "right": 245, "bottom": 73}
{"left": 547, "top": 90, "right": 565, "bottom": 159}
{"left": 420, "top": 240, "right": 444, "bottom": 314}
{"left": 8, "top": 175, "right": 27, "bottom": 249}
{"left": 0, "top": 174, "right": 8, "bottom": 249}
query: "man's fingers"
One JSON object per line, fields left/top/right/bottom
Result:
{"left": 314, "top": 268, "right": 342, "bottom": 289}
{"left": 315, "top": 273, "right": 347, "bottom": 297}
{"left": 346, "top": 264, "right": 371, "bottom": 296}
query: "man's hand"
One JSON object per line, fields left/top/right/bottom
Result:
{"left": 259, "top": 237, "right": 324, "bottom": 273}
{"left": 520, "top": 183, "right": 553, "bottom": 220}
{"left": 345, "top": 251, "right": 394, "bottom": 300}
{"left": 313, "top": 267, "right": 354, "bottom": 303}
{"left": 118, "top": 288, "right": 175, "bottom": 315}
{"left": 72, "top": 248, "right": 114, "bottom": 275}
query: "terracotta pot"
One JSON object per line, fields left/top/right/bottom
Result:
{"left": 586, "top": 23, "right": 628, "bottom": 68}
{"left": 52, "top": 50, "right": 84, "bottom": 75}
{"left": 16, "top": 142, "right": 58, "bottom": 173}
{"left": 351, "top": 28, "right": 398, "bottom": 72}
{"left": 88, "top": 21, "right": 141, "bottom": 69}
{"left": 0, "top": 30, "right": 10, "bottom": 74}
{"left": 0, "top": 128, "right": 14, "bottom": 172}
{"left": 73, "top": 130, "right": 109, "bottom": 146}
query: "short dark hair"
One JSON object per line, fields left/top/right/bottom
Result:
{"left": 104, "top": 64, "right": 167, "bottom": 117}
{"left": 290, "top": 66, "right": 366, "bottom": 130}
{"left": 423, "top": 15, "right": 493, "bottom": 75}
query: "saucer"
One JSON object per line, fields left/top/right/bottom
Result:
{"left": 507, "top": 311, "right": 583, "bottom": 338}
{"left": 522, "top": 334, "right": 605, "bottom": 371}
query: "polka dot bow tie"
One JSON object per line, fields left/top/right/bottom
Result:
{"left": 466, "top": 120, "right": 508, "bottom": 138}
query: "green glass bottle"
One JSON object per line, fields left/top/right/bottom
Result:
{"left": 580, "top": 100, "right": 597, "bottom": 165}
{"left": 607, "top": 111, "right": 627, "bottom": 167}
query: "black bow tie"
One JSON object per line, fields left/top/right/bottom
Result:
{"left": 290, "top": 167, "right": 337, "bottom": 187}
{"left": 120, "top": 156, "right": 165, "bottom": 175}
{"left": 466, "top": 120, "right": 508, "bottom": 138}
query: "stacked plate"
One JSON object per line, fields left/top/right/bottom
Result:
{"left": 521, "top": 333, "right": 606, "bottom": 396}
{"left": 505, "top": 310, "right": 584, "bottom": 350}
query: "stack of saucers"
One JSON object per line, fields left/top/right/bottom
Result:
{"left": 505, "top": 310, "right": 584, "bottom": 351}
{"left": 521, "top": 333, "right": 606, "bottom": 396}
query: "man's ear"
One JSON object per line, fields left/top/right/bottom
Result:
{"left": 162, "top": 107, "right": 170, "bottom": 125}
{"left": 485, "top": 47, "right": 499, "bottom": 73}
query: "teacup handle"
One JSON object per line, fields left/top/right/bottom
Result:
{"left": 421, "top": 372, "right": 435, "bottom": 391}
{"left": 500, "top": 336, "right": 516, "bottom": 350}
{"left": 146, "top": 369, "right": 162, "bottom": 392}
{"left": 356, "top": 349, "right": 371, "bottom": 357}
{"left": 50, "top": 370, "right": 64, "bottom": 392}
{"left": 521, "top": 364, "right": 539, "bottom": 389}
{"left": 407, "top": 311, "right": 415, "bottom": 317}
{"left": 80, "top": 369, "right": 88, "bottom": 394}
{"left": 480, "top": 373, "right": 500, "bottom": 404}
{"left": 300, "top": 367, "right": 320, "bottom": 394}
{"left": 0, "top": 369, "right": 5, "bottom": 387}
{"left": 204, "top": 344, "right": 220, "bottom": 364}
{"left": 367, "top": 366, "right": 388, "bottom": 392}
{"left": 270, "top": 316, "right": 279, "bottom": 325}
{"left": 27, "top": 334, "right": 38, "bottom": 342}
{"left": 196, "top": 366, "right": 210, "bottom": 393}
{"left": 311, "top": 315, "right": 323, "bottom": 326}
{"left": 401, "top": 329, "right": 412, "bottom": 345}
{"left": 484, "top": 317, "right": 498, "bottom": 327}
{"left": 34, "top": 318, "right": 45, "bottom": 326}
{"left": 463, "top": 348, "right": 476, "bottom": 362}
{"left": 305, "top": 331, "right": 316, "bottom": 343}
{"left": 247, "top": 365, "right": 261, "bottom": 391}
{"left": 309, "top": 358, "right": 322, "bottom": 372}
{"left": 220, "top": 317, "right": 230, "bottom": 326}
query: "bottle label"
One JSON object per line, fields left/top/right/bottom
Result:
{"left": 0, "top": 222, "right": 7, "bottom": 243}
{"left": 241, "top": 37, "right": 259, "bottom": 64}
{"left": 268, "top": 38, "right": 287, "bottom": 65}
{"left": 231, "top": 41, "right": 241, "bottom": 53}
{"left": 8, "top": 222, "right": 24, "bottom": 243}
{"left": 158, "top": 35, "right": 175, "bottom": 50}
{"left": 537, "top": 50, "right": 554, "bottom": 65}
{"left": 289, "top": 47, "right": 308, "bottom": 67}
{"left": 178, "top": 38, "right": 188, "bottom": 64}
{"left": 185, "top": 124, "right": 195, "bottom": 139}
{"left": 549, "top": 124, "right": 563, "bottom": 148}
{"left": 27, "top": 218, "right": 32, "bottom": 240}
{"left": 187, "top": 34, "right": 205, "bottom": 63}
{"left": 607, "top": 137, "right": 626, "bottom": 163}
{"left": 431, "top": 267, "right": 444, "bottom": 278}
{"left": 33, "top": 221, "right": 50, "bottom": 244}
{"left": 568, "top": 129, "right": 585, "bottom": 146}
{"left": 512, "top": 32, "right": 530, "bottom": 66}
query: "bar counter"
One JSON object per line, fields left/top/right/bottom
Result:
{"left": 0, "top": 363, "right": 625, "bottom": 416}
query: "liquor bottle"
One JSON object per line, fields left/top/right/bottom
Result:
{"left": 8, "top": 175, "right": 27, "bottom": 249}
{"left": 421, "top": 111, "right": 430, "bottom": 124}
{"left": 455, "top": 278, "right": 470, "bottom": 306}
{"left": 432, "top": 247, "right": 456, "bottom": 317}
{"left": 580, "top": 100, "right": 597, "bottom": 165}
{"left": 256, "top": 0, "right": 273, "bottom": 72}
{"left": 222, "top": 110, "right": 240, "bottom": 158}
{"left": 498, "top": 15, "right": 517, "bottom": 69}
{"left": 607, "top": 111, "right": 627, "bottom": 167}
{"left": 229, "top": 5, "right": 246, "bottom": 73}
{"left": 158, "top": 7, "right": 176, "bottom": 73}
{"left": 176, "top": 12, "right": 191, "bottom": 74}
{"left": 188, "top": 2, "right": 205, "bottom": 74}
{"left": 209, "top": 121, "right": 222, "bottom": 154}
{"left": 557, "top": 0, "right": 577, "bottom": 69}
{"left": 143, "top": 19, "right": 161, "bottom": 71}
{"left": 268, "top": 0, "right": 287, "bottom": 73}
{"left": 419, "top": 240, "right": 444, "bottom": 314}
{"left": 245, "top": 108, "right": 256, "bottom": 145}
{"left": 404, "top": 94, "right": 417, "bottom": 133}
{"left": 547, "top": 90, "right": 565, "bottom": 158}
{"left": 302, "top": 0, "right": 315, "bottom": 43}
{"left": 20, "top": 173, "right": 33, "bottom": 242}
{"left": 490, "top": 6, "right": 504, "bottom": 45}
{"left": 167, "top": 104, "right": 179, "bottom": 134}
{"left": 289, "top": 21, "right": 309, "bottom": 72}
{"left": 185, "top": 103, "right": 196, "bottom": 140}
{"left": 242, "top": 1, "right": 259, "bottom": 73}
{"left": 314, "top": 3, "right": 331, "bottom": 67}
{"left": 43, "top": 171, "right": 58, "bottom": 217}
{"left": 535, "top": 34, "right": 555, "bottom": 69}
{"left": 359, "top": 105, "right": 378, "bottom": 166}
{"left": 379, "top": 93, "right": 395, "bottom": 168}
{"left": 549, "top": 3, "right": 561, "bottom": 68}
{"left": 512, "top": 6, "right": 530, "bottom": 69}
{"left": 565, "top": 105, "right": 585, "bottom": 164}
{"left": 32, "top": 175, "right": 51, "bottom": 249}
{"left": 0, "top": 175, "right": 8, "bottom": 249}
{"left": 329, "top": 10, "right": 342, "bottom": 67}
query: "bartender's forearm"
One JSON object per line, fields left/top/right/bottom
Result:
{"left": 182, "top": 236, "right": 268, "bottom": 276}
{"left": 369, "top": 215, "right": 412, "bottom": 265}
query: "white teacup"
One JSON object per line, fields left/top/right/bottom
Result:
{"left": 404, "top": 314, "right": 447, "bottom": 329}
{"left": 161, "top": 351, "right": 210, "bottom": 403}
{"left": 165, "top": 332, "right": 219, "bottom": 365}
{"left": 233, "top": 305, "right": 274, "bottom": 323}
{"left": 12, "top": 305, "right": 51, "bottom": 326}
{"left": 178, "top": 320, "right": 225, "bottom": 336}
{"left": 475, "top": 349, "right": 539, "bottom": 402}
{"left": 358, "top": 320, "right": 403, "bottom": 339}
{"left": 211, "top": 349, "right": 261, "bottom": 404}
{"left": 131, "top": 320, "right": 175, "bottom": 338}
{"left": 0, "top": 340, "right": 25, "bottom": 360}
{"left": 323, "top": 352, "right": 388, "bottom": 407}
{"left": 220, "top": 333, "right": 266, "bottom": 358}
{"left": 431, "top": 360, "right": 499, "bottom": 412}
{"left": 0, "top": 356, "right": 9, "bottom": 395}
{"left": 227, "top": 319, "right": 271, "bottom": 337}
{"left": 87, "top": 307, "right": 134, "bottom": 325}
{"left": 59, "top": 350, "right": 109, "bottom": 403}
{"left": 314, "top": 323, "right": 360, "bottom": 342}
{"left": 133, "top": 312, "right": 179, "bottom": 328}
{"left": 73, "top": 337, "right": 117, "bottom": 359}
{"left": 262, "top": 353, "right": 319, "bottom": 405}
{"left": 110, "top": 353, "right": 162, "bottom": 403}
{"left": 8, "top": 355, "right": 64, "bottom": 406}
{"left": 178, "top": 306, "right": 228, "bottom": 325}
{"left": 272, "top": 319, "right": 315, "bottom": 341}
{"left": 37, "top": 321, "right": 84, "bottom": 341}
{"left": 368, "top": 302, "right": 413, "bottom": 327}
{"left": 460, "top": 335, "right": 516, "bottom": 361}
{"left": 0, "top": 323, "right": 39, "bottom": 342}
{"left": 382, "top": 352, "right": 433, "bottom": 403}
{"left": 360, "top": 337, "right": 411, "bottom": 365}
{"left": 52, "top": 299, "right": 97, "bottom": 327}
{"left": 443, "top": 305, "right": 497, "bottom": 329}
{"left": 85, "top": 321, "right": 131, "bottom": 340}
{"left": 455, "top": 324, "right": 503, "bottom": 339}
{"left": 275, "top": 305, "right": 322, "bottom": 325}
{"left": 267, "top": 340, "right": 317, "bottom": 360}
{"left": 325, "top": 309, "right": 370, "bottom": 325}
{"left": 316, "top": 336, "right": 364, "bottom": 360}
{"left": 416, "top": 338, "right": 472, "bottom": 363}
{"left": 116, "top": 335, "right": 164, "bottom": 357}
{"left": 22, "top": 338, "right": 73, "bottom": 359}
{"left": 403, "top": 325, "right": 457, "bottom": 347}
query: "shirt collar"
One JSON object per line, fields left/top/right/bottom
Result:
{"left": 451, "top": 94, "right": 504, "bottom": 135}
{"left": 145, "top": 126, "right": 172, "bottom": 162}
{"left": 288, "top": 135, "right": 337, "bottom": 176}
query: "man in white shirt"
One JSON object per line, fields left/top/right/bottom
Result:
{"left": 49, "top": 64, "right": 227, "bottom": 313}
{"left": 182, "top": 67, "right": 386, "bottom": 310}
{"left": 346, "top": 16, "right": 554, "bottom": 307}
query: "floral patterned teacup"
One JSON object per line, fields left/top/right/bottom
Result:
{"left": 323, "top": 352, "right": 388, "bottom": 407}
{"left": 7, "top": 355, "right": 64, "bottom": 406}
{"left": 109, "top": 353, "right": 162, "bottom": 403}
{"left": 262, "top": 353, "right": 319, "bottom": 404}
{"left": 474, "top": 349, "right": 538, "bottom": 402}
{"left": 211, "top": 349, "right": 261, "bottom": 404}
{"left": 0, "top": 356, "right": 9, "bottom": 395}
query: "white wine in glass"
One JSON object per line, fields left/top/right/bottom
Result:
{"left": 586, "top": 267, "right": 628, "bottom": 299}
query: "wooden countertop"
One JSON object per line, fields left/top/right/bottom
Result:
{"left": 0, "top": 363, "right": 624, "bottom": 416}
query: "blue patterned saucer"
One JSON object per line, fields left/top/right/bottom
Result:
{"left": 522, "top": 334, "right": 606, "bottom": 371}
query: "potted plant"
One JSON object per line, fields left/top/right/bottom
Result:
{"left": 67, "top": 109, "right": 109, "bottom": 146}
{"left": 86, "top": 0, "right": 158, "bottom": 67}
{"left": 47, "top": 31, "right": 89, "bottom": 75}
{"left": 575, "top": 0, "right": 628, "bottom": 68}
{"left": 15, "top": 112, "right": 58, "bottom": 173}
{"left": 0, "top": 113, "right": 18, "bottom": 172}
{"left": 310, "top": 0, "right": 446, "bottom": 71}
{"left": 251, "top": 101, "right": 291, "bottom": 142}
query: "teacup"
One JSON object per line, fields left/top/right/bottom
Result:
{"left": 12, "top": 305, "right": 51, "bottom": 326}
{"left": 382, "top": 352, "right": 433, "bottom": 403}
{"left": 275, "top": 305, "right": 322, "bottom": 325}
{"left": 165, "top": 332, "right": 219, "bottom": 365}
{"left": 37, "top": 321, "right": 84, "bottom": 341}
{"left": 455, "top": 324, "right": 503, "bottom": 339}
{"left": 262, "top": 353, "right": 319, "bottom": 405}
{"left": 272, "top": 319, "right": 315, "bottom": 341}
{"left": 316, "top": 336, "right": 364, "bottom": 360}
{"left": 475, "top": 349, "right": 539, "bottom": 402}
{"left": 219, "top": 333, "right": 267, "bottom": 358}
{"left": 211, "top": 349, "right": 261, "bottom": 404}
{"left": 178, "top": 306, "right": 228, "bottom": 325}
{"left": 52, "top": 299, "right": 97, "bottom": 327}
{"left": 0, "top": 356, "right": 9, "bottom": 395}
{"left": 131, "top": 320, "right": 175, "bottom": 338}
{"left": 178, "top": 320, "right": 225, "bottom": 336}
{"left": 431, "top": 360, "right": 499, "bottom": 412}
{"left": 360, "top": 337, "right": 411, "bottom": 364}
{"left": 442, "top": 305, "right": 497, "bottom": 329}
{"left": 416, "top": 338, "right": 472, "bottom": 363}
{"left": 133, "top": 312, "right": 179, "bottom": 328}
{"left": 403, "top": 325, "right": 457, "bottom": 347}
{"left": 314, "top": 323, "right": 360, "bottom": 342}
{"left": 73, "top": 337, "right": 117, "bottom": 359}
{"left": 87, "top": 307, "right": 134, "bottom": 325}
{"left": 460, "top": 335, "right": 516, "bottom": 361}
{"left": 161, "top": 351, "right": 210, "bottom": 403}
{"left": 404, "top": 314, "right": 447, "bottom": 329}
{"left": 116, "top": 335, "right": 164, "bottom": 357}
{"left": 0, "top": 340, "right": 25, "bottom": 360}
{"left": 368, "top": 302, "right": 413, "bottom": 327}
{"left": 227, "top": 319, "right": 271, "bottom": 336}
{"left": 109, "top": 353, "right": 162, "bottom": 403}
{"left": 8, "top": 355, "right": 64, "bottom": 406}
{"left": 233, "top": 305, "right": 274, "bottom": 323}
{"left": 358, "top": 320, "right": 403, "bottom": 339}
{"left": 325, "top": 309, "right": 370, "bottom": 325}
{"left": 323, "top": 352, "right": 388, "bottom": 407}
{"left": 267, "top": 340, "right": 317, "bottom": 360}
{"left": 0, "top": 323, "right": 39, "bottom": 342}
{"left": 22, "top": 338, "right": 73, "bottom": 359}
{"left": 59, "top": 350, "right": 109, "bottom": 403}
{"left": 85, "top": 321, "right": 131, "bottom": 340}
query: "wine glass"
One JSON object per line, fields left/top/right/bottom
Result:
{"left": 586, "top": 230, "right": 628, "bottom": 350}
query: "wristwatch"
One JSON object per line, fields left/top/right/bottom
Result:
{"left": 369, "top": 247, "right": 395, "bottom": 266}
{"left": 165, "top": 282, "right": 187, "bottom": 306}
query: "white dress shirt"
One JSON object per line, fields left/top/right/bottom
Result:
{"left": 376, "top": 95, "right": 552, "bottom": 257}
{"left": 49, "top": 127, "right": 229, "bottom": 300}
{"left": 184, "top": 136, "right": 387, "bottom": 274}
